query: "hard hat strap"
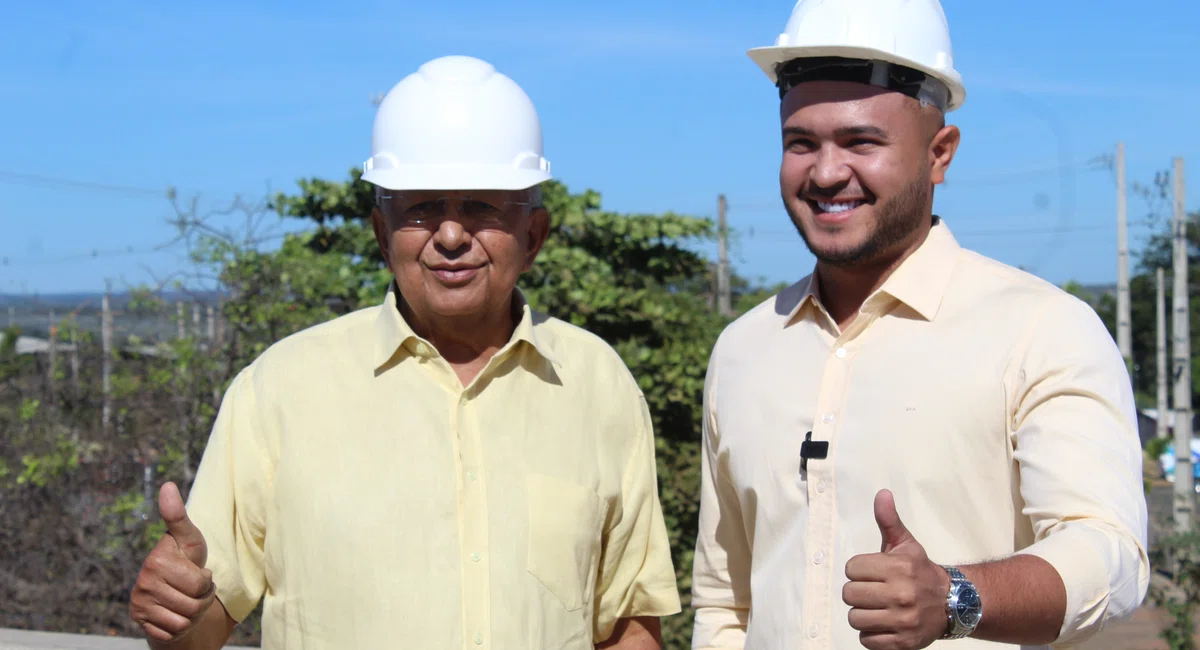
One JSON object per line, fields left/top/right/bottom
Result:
{"left": 775, "top": 56, "right": 950, "bottom": 112}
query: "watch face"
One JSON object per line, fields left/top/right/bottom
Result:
{"left": 955, "top": 586, "right": 982, "bottom": 626}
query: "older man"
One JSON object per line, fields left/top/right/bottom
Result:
{"left": 690, "top": 1, "right": 1148, "bottom": 649}
{"left": 128, "top": 55, "right": 681, "bottom": 650}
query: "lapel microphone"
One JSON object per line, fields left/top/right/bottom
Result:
{"left": 799, "top": 431, "right": 829, "bottom": 472}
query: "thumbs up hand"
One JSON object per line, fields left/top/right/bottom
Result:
{"left": 841, "top": 490, "right": 951, "bottom": 650}
{"left": 129, "top": 482, "right": 217, "bottom": 644}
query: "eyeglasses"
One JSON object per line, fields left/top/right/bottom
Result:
{"left": 375, "top": 192, "right": 536, "bottom": 230}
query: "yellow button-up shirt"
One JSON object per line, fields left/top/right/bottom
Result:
{"left": 691, "top": 221, "right": 1149, "bottom": 649}
{"left": 187, "top": 286, "right": 681, "bottom": 649}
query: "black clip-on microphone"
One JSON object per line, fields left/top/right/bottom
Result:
{"left": 799, "top": 431, "right": 828, "bottom": 472}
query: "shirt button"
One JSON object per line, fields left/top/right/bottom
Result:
{"left": 835, "top": 347, "right": 847, "bottom": 359}
{"left": 467, "top": 471, "right": 477, "bottom": 481}
{"left": 817, "top": 480, "right": 827, "bottom": 494}
{"left": 474, "top": 633, "right": 484, "bottom": 645}
{"left": 813, "top": 551, "right": 824, "bottom": 565}
{"left": 470, "top": 552, "right": 481, "bottom": 562}
{"left": 808, "top": 624, "right": 819, "bottom": 638}
{"left": 821, "top": 413, "right": 834, "bottom": 424}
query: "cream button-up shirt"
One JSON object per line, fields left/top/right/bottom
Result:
{"left": 187, "top": 286, "right": 681, "bottom": 649}
{"left": 691, "top": 221, "right": 1149, "bottom": 649}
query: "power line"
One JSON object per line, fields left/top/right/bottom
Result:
{"left": 0, "top": 242, "right": 179, "bottom": 268}
{"left": 941, "top": 157, "right": 1108, "bottom": 187}
{"left": 0, "top": 169, "right": 171, "bottom": 197}
{"left": 0, "top": 230, "right": 294, "bottom": 269}
{"left": 739, "top": 220, "right": 1159, "bottom": 240}
{"left": 720, "top": 157, "right": 1111, "bottom": 214}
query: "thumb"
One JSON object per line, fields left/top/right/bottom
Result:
{"left": 159, "top": 482, "right": 207, "bottom": 567}
{"left": 874, "top": 489, "right": 915, "bottom": 553}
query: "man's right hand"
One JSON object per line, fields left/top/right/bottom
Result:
{"left": 130, "top": 481, "right": 217, "bottom": 644}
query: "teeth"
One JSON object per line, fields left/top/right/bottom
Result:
{"left": 817, "top": 201, "right": 862, "bottom": 213}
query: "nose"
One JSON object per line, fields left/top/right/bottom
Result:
{"left": 809, "top": 146, "right": 853, "bottom": 190}
{"left": 431, "top": 211, "right": 471, "bottom": 253}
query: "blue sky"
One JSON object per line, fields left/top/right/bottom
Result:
{"left": 2, "top": 0, "right": 1198, "bottom": 295}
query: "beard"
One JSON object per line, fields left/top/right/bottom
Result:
{"left": 787, "top": 176, "right": 930, "bottom": 268}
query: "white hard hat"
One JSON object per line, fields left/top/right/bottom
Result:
{"left": 747, "top": 0, "right": 966, "bottom": 112}
{"left": 362, "top": 55, "right": 552, "bottom": 191}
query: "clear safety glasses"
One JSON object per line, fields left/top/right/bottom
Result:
{"left": 375, "top": 191, "right": 537, "bottom": 231}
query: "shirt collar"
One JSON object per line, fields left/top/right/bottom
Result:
{"left": 372, "top": 281, "right": 558, "bottom": 372}
{"left": 781, "top": 218, "right": 961, "bottom": 326}
{"left": 780, "top": 273, "right": 823, "bottom": 324}
{"left": 876, "top": 218, "right": 960, "bottom": 321}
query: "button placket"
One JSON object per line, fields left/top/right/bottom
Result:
{"left": 803, "top": 340, "right": 855, "bottom": 648}
{"left": 456, "top": 393, "right": 490, "bottom": 650}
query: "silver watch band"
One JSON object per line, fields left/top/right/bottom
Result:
{"left": 940, "top": 565, "right": 979, "bottom": 640}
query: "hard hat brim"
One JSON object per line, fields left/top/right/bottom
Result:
{"left": 747, "top": 44, "right": 966, "bottom": 112}
{"left": 362, "top": 165, "right": 552, "bottom": 192}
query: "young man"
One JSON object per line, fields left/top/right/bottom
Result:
{"left": 691, "top": 2, "right": 1148, "bottom": 648}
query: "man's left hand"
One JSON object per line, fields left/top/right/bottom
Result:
{"left": 841, "top": 489, "right": 950, "bottom": 650}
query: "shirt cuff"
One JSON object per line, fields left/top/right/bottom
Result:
{"left": 1015, "top": 527, "right": 1111, "bottom": 646}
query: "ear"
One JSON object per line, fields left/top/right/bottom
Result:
{"left": 521, "top": 207, "right": 551, "bottom": 272}
{"left": 929, "top": 124, "right": 961, "bottom": 186}
{"left": 370, "top": 207, "right": 392, "bottom": 268}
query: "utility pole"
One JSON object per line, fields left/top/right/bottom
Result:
{"left": 1158, "top": 267, "right": 1170, "bottom": 439}
{"left": 6, "top": 305, "right": 13, "bottom": 328}
{"left": 47, "top": 310, "right": 57, "bottom": 402}
{"left": 717, "top": 194, "right": 732, "bottom": 317}
{"left": 101, "top": 290, "right": 114, "bottom": 431}
{"left": 1116, "top": 142, "right": 1133, "bottom": 377}
{"left": 69, "top": 318, "right": 81, "bottom": 399}
{"left": 1172, "top": 156, "right": 1193, "bottom": 533}
{"left": 215, "top": 299, "right": 225, "bottom": 348}
{"left": 177, "top": 302, "right": 185, "bottom": 340}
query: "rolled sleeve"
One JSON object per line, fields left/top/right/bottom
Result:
{"left": 185, "top": 365, "right": 275, "bottom": 622}
{"left": 691, "top": 348, "right": 751, "bottom": 650}
{"left": 1010, "top": 294, "right": 1150, "bottom": 646}
{"left": 592, "top": 393, "right": 682, "bottom": 642}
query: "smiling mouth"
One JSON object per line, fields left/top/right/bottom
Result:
{"left": 812, "top": 199, "right": 866, "bottom": 214}
{"left": 428, "top": 264, "right": 483, "bottom": 284}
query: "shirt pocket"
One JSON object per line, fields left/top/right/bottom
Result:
{"left": 526, "top": 473, "right": 602, "bottom": 613}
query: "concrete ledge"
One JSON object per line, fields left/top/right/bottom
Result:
{"left": 0, "top": 629, "right": 255, "bottom": 650}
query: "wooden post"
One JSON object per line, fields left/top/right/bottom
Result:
{"left": 717, "top": 194, "right": 732, "bottom": 317}
{"left": 1157, "top": 267, "right": 1169, "bottom": 439}
{"left": 1172, "top": 156, "right": 1193, "bottom": 533}
{"left": 101, "top": 292, "right": 114, "bottom": 431}
{"left": 47, "top": 310, "right": 57, "bottom": 402}
{"left": 69, "top": 319, "right": 81, "bottom": 399}
{"left": 1116, "top": 142, "right": 1133, "bottom": 378}
{"left": 215, "top": 300, "right": 225, "bottom": 347}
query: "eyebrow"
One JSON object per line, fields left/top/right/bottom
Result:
{"left": 782, "top": 125, "right": 889, "bottom": 139}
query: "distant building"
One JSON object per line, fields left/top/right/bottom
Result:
{"left": 13, "top": 335, "right": 76, "bottom": 355}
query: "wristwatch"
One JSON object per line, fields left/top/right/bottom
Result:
{"left": 940, "top": 565, "right": 982, "bottom": 639}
